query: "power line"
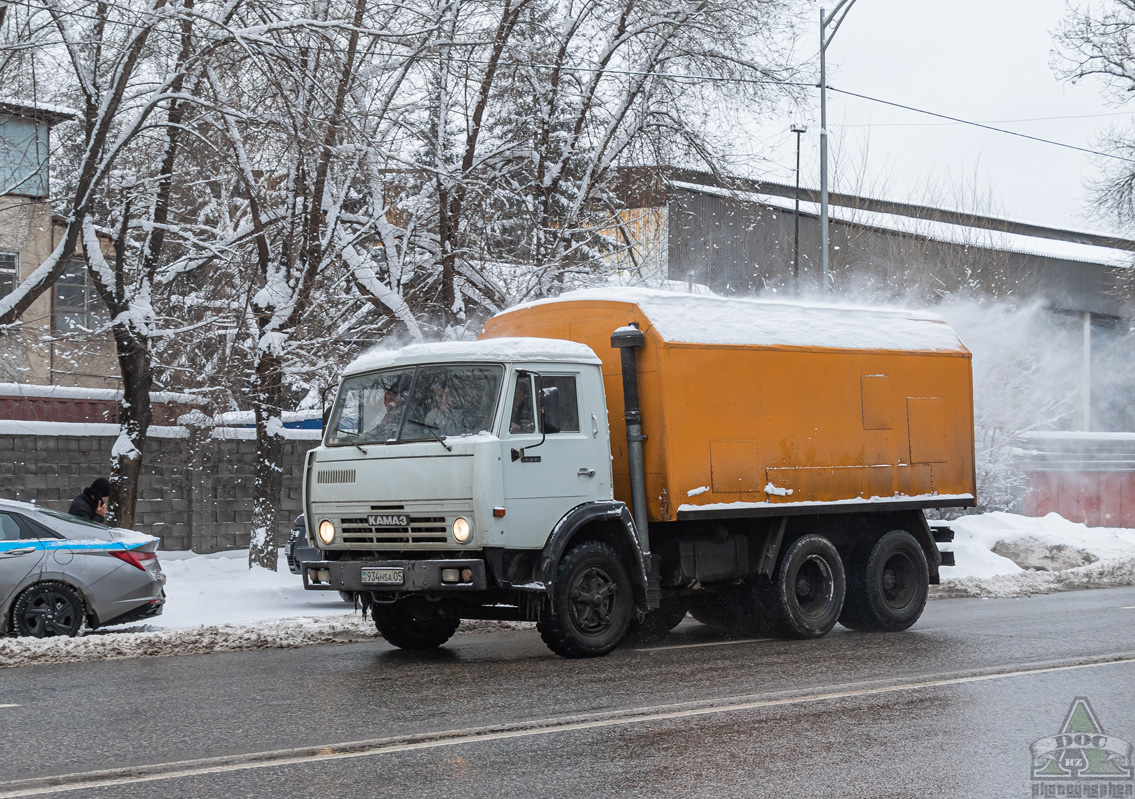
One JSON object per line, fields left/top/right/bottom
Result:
{"left": 828, "top": 86, "right": 1135, "bottom": 165}
{"left": 837, "top": 110, "right": 1135, "bottom": 128}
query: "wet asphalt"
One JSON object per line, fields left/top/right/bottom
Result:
{"left": 1, "top": 587, "right": 1134, "bottom": 798}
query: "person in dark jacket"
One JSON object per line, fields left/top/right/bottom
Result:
{"left": 69, "top": 478, "right": 110, "bottom": 524}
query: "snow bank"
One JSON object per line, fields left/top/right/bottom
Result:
{"left": 0, "top": 616, "right": 533, "bottom": 668}
{"left": 933, "top": 557, "right": 1135, "bottom": 600}
{"left": 0, "top": 616, "right": 377, "bottom": 668}
{"left": 939, "top": 511, "right": 1135, "bottom": 580}
{"left": 932, "top": 511, "right": 1135, "bottom": 599}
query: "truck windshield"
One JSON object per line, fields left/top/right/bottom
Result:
{"left": 326, "top": 364, "right": 503, "bottom": 446}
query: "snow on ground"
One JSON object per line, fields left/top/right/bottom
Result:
{"left": 2, "top": 512, "right": 1134, "bottom": 668}
{"left": 0, "top": 550, "right": 531, "bottom": 668}
{"left": 933, "top": 511, "right": 1135, "bottom": 599}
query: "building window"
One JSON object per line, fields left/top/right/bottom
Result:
{"left": 0, "top": 251, "right": 16, "bottom": 295}
{"left": 55, "top": 260, "right": 107, "bottom": 331}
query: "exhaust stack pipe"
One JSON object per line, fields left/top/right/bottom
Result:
{"left": 611, "top": 323, "right": 649, "bottom": 550}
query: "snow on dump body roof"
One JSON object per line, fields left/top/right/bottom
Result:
{"left": 503, "top": 287, "right": 967, "bottom": 353}
{"left": 345, "top": 337, "right": 600, "bottom": 375}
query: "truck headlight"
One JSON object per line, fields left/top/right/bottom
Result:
{"left": 452, "top": 517, "right": 471, "bottom": 544}
{"left": 317, "top": 519, "right": 336, "bottom": 544}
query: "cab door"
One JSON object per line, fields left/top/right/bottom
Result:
{"left": 0, "top": 512, "right": 46, "bottom": 609}
{"left": 500, "top": 365, "right": 612, "bottom": 549}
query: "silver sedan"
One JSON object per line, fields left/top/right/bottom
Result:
{"left": 0, "top": 498, "right": 165, "bottom": 637}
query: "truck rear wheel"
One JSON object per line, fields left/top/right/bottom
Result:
{"left": 373, "top": 598, "right": 460, "bottom": 649}
{"left": 840, "top": 530, "right": 928, "bottom": 632}
{"left": 764, "top": 534, "right": 845, "bottom": 639}
{"left": 537, "top": 541, "right": 633, "bottom": 658}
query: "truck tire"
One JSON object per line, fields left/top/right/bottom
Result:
{"left": 764, "top": 534, "right": 845, "bottom": 639}
{"left": 373, "top": 598, "right": 460, "bottom": 649}
{"left": 628, "top": 597, "right": 690, "bottom": 642}
{"left": 840, "top": 530, "right": 928, "bottom": 632}
{"left": 537, "top": 541, "right": 633, "bottom": 658}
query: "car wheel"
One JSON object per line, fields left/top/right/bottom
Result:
{"left": 537, "top": 541, "right": 633, "bottom": 658}
{"left": 373, "top": 598, "right": 460, "bottom": 649}
{"left": 840, "top": 530, "right": 929, "bottom": 632}
{"left": 339, "top": 591, "right": 356, "bottom": 604}
{"left": 12, "top": 582, "right": 88, "bottom": 638}
{"left": 764, "top": 535, "right": 845, "bottom": 639}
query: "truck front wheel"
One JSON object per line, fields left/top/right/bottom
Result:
{"left": 373, "top": 598, "right": 460, "bottom": 649}
{"left": 764, "top": 534, "right": 845, "bottom": 639}
{"left": 538, "top": 541, "right": 633, "bottom": 658}
{"left": 840, "top": 530, "right": 928, "bottom": 632}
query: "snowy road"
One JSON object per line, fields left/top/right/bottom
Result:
{"left": 1, "top": 586, "right": 1133, "bottom": 797}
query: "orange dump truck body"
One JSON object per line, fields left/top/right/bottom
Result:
{"left": 481, "top": 288, "right": 976, "bottom": 523}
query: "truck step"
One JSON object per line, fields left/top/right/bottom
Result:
{"left": 929, "top": 524, "right": 955, "bottom": 543}
{"left": 939, "top": 550, "right": 955, "bottom": 567}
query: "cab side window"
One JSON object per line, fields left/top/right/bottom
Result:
{"left": 509, "top": 375, "right": 536, "bottom": 434}
{"left": 540, "top": 375, "right": 580, "bottom": 433}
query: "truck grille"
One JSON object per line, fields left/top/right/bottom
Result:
{"left": 338, "top": 515, "right": 449, "bottom": 545}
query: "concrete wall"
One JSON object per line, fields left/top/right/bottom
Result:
{"left": 0, "top": 427, "right": 313, "bottom": 552}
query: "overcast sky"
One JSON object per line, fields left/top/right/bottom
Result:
{"left": 744, "top": 0, "right": 1132, "bottom": 236}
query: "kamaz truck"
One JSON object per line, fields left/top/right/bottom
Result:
{"left": 301, "top": 288, "right": 975, "bottom": 658}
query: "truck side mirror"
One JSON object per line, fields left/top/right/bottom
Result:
{"left": 537, "top": 381, "right": 561, "bottom": 435}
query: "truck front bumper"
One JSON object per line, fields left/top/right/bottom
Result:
{"left": 302, "top": 558, "right": 489, "bottom": 593}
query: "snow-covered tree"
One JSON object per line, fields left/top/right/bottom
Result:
{"left": 196, "top": 0, "right": 435, "bottom": 567}
{"left": 393, "top": 0, "right": 803, "bottom": 326}
{"left": 0, "top": 0, "right": 250, "bottom": 526}
{"left": 1058, "top": 1, "right": 1135, "bottom": 234}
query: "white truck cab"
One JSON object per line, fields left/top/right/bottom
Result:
{"left": 302, "top": 338, "right": 643, "bottom": 656}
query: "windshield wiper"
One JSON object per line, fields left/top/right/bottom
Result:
{"left": 406, "top": 418, "right": 452, "bottom": 452}
{"left": 340, "top": 431, "right": 368, "bottom": 453}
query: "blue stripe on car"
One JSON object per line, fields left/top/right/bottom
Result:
{"left": 0, "top": 540, "right": 147, "bottom": 553}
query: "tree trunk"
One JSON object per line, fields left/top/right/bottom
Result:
{"left": 248, "top": 350, "right": 284, "bottom": 569}
{"left": 107, "top": 327, "right": 153, "bottom": 529}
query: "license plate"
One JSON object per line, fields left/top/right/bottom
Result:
{"left": 361, "top": 567, "right": 404, "bottom": 585}
{"left": 367, "top": 514, "right": 408, "bottom": 527}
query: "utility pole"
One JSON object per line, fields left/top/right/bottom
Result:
{"left": 791, "top": 124, "right": 807, "bottom": 294}
{"left": 820, "top": 0, "right": 858, "bottom": 293}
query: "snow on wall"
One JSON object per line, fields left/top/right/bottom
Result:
{"left": 500, "top": 287, "right": 967, "bottom": 353}
{"left": 0, "top": 420, "right": 321, "bottom": 440}
{"left": 0, "top": 382, "right": 204, "bottom": 404}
